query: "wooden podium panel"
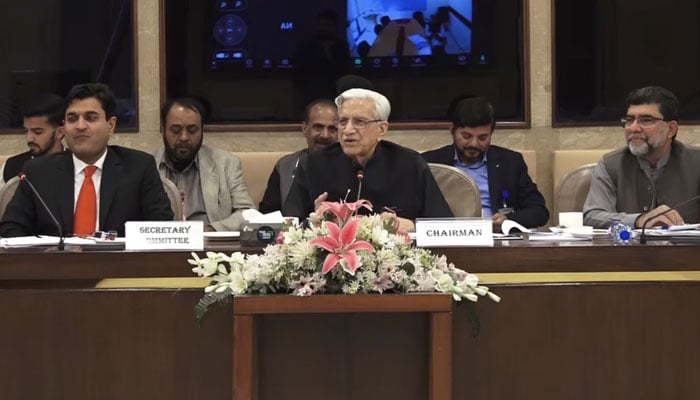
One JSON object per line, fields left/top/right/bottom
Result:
{"left": 2, "top": 244, "right": 700, "bottom": 399}
{"left": 232, "top": 294, "right": 453, "bottom": 400}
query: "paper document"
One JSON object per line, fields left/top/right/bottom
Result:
{"left": 493, "top": 233, "right": 524, "bottom": 240}
{"left": 640, "top": 228, "right": 700, "bottom": 237}
{"left": 242, "top": 209, "right": 288, "bottom": 224}
{"left": 1, "top": 236, "right": 126, "bottom": 248}
{"left": 663, "top": 223, "right": 700, "bottom": 232}
{"left": 1, "top": 236, "right": 62, "bottom": 248}
{"left": 501, "top": 219, "right": 530, "bottom": 235}
{"left": 526, "top": 232, "right": 590, "bottom": 241}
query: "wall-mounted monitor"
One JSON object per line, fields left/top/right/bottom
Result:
{"left": 165, "top": 0, "right": 524, "bottom": 125}
{"left": 206, "top": 0, "right": 494, "bottom": 73}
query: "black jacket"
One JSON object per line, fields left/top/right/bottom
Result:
{"left": 283, "top": 141, "right": 453, "bottom": 220}
{"left": 3, "top": 151, "right": 32, "bottom": 182}
{"left": 422, "top": 144, "right": 549, "bottom": 228}
{"left": 0, "top": 146, "right": 174, "bottom": 237}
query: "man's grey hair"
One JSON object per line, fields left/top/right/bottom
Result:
{"left": 335, "top": 88, "right": 391, "bottom": 121}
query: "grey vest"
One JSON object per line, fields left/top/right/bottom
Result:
{"left": 603, "top": 142, "right": 700, "bottom": 222}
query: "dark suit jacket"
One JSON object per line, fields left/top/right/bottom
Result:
{"left": 422, "top": 144, "right": 549, "bottom": 228}
{"left": 3, "top": 151, "right": 32, "bottom": 183}
{"left": 283, "top": 141, "right": 453, "bottom": 221}
{"left": 0, "top": 146, "right": 174, "bottom": 237}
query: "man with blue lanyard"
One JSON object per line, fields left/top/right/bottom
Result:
{"left": 422, "top": 96, "right": 549, "bottom": 229}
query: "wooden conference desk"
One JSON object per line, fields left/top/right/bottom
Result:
{"left": 1, "top": 241, "right": 699, "bottom": 400}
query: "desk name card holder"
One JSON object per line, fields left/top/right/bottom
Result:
{"left": 125, "top": 221, "right": 204, "bottom": 250}
{"left": 415, "top": 218, "right": 494, "bottom": 247}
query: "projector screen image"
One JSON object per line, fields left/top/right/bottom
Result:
{"left": 206, "top": 0, "right": 488, "bottom": 72}
{"left": 347, "top": 0, "right": 472, "bottom": 58}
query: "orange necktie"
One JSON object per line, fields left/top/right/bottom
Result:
{"left": 73, "top": 165, "right": 97, "bottom": 235}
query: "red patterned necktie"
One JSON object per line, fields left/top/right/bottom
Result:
{"left": 73, "top": 165, "right": 97, "bottom": 235}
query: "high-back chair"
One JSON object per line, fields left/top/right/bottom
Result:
{"left": 428, "top": 163, "right": 482, "bottom": 217}
{"left": 0, "top": 176, "right": 20, "bottom": 219}
{"left": 553, "top": 163, "right": 595, "bottom": 225}
{"left": 234, "top": 151, "right": 291, "bottom": 206}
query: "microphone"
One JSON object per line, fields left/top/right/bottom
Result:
{"left": 356, "top": 170, "right": 364, "bottom": 202}
{"left": 19, "top": 173, "right": 65, "bottom": 250}
{"left": 639, "top": 194, "right": 700, "bottom": 244}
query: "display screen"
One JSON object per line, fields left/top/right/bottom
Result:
{"left": 206, "top": 0, "right": 492, "bottom": 72}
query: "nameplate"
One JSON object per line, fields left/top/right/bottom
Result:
{"left": 415, "top": 218, "right": 494, "bottom": 247}
{"left": 125, "top": 221, "right": 204, "bottom": 250}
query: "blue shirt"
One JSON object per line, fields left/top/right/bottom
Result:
{"left": 453, "top": 148, "right": 492, "bottom": 217}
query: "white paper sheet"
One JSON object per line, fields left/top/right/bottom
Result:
{"left": 1, "top": 236, "right": 126, "bottom": 248}
{"left": 500, "top": 219, "right": 530, "bottom": 235}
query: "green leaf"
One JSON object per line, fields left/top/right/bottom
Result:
{"left": 399, "top": 262, "right": 415, "bottom": 275}
{"left": 194, "top": 289, "right": 232, "bottom": 325}
{"left": 457, "top": 301, "right": 481, "bottom": 337}
{"left": 382, "top": 218, "right": 397, "bottom": 234}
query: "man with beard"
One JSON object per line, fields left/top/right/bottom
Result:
{"left": 259, "top": 99, "right": 338, "bottom": 213}
{"left": 152, "top": 97, "right": 254, "bottom": 231}
{"left": 1, "top": 94, "right": 65, "bottom": 185}
{"left": 583, "top": 86, "right": 700, "bottom": 229}
{"left": 422, "top": 96, "right": 548, "bottom": 229}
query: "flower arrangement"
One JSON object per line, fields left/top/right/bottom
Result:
{"left": 190, "top": 200, "right": 500, "bottom": 320}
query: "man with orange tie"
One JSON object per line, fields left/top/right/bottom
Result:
{"left": 0, "top": 83, "right": 173, "bottom": 237}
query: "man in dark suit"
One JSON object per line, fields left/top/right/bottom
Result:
{"left": 0, "top": 94, "right": 65, "bottom": 185}
{"left": 0, "top": 83, "right": 173, "bottom": 237}
{"left": 422, "top": 97, "right": 549, "bottom": 229}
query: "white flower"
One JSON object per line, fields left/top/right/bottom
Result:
{"left": 432, "top": 270, "right": 454, "bottom": 292}
{"left": 389, "top": 268, "right": 409, "bottom": 286}
{"left": 192, "top": 207, "right": 499, "bottom": 314}
{"left": 370, "top": 224, "right": 390, "bottom": 245}
{"left": 410, "top": 269, "right": 436, "bottom": 292}
{"left": 436, "top": 255, "right": 449, "bottom": 271}
{"left": 228, "top": 252, "right": 246, "bottom": 267}
{"left": 228, "top": 267, "right": 248, "bottom": 294}
{"left": 189, "top": 252, "right": 221, "bottom": 277}
{"left": 342, "top": 280, "right": 361, "bottom": 294}
{"left": 288, "top": 240, "right": 317, "bottom": 269}
{"left": 283, "top": 225, "right": 305, "bottom": 243}
{"left": 456, "top": 273, "right": 480, "bottom": 290}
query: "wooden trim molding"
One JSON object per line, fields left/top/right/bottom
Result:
{"left": 522, "top": 0, "right": 532, "bottom": 129}
{"left": 131, "top": 0, "right": 140, "bottom": 132}
{"left": 158, "top": 0, "right": 167, "bottom": 124}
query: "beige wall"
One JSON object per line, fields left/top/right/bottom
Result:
{"left": 2, "top": 0, "right": 700, "bottom": 210}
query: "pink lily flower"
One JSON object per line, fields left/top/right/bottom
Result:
{"left": 317, "top": 199, "right": 373, "bottom": 224}
{"left": 310, "top": 217, "right": 375, "bottom": 275}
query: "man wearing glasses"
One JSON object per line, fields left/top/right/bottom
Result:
{"left": 282, "top": 88, "right": 452, "bottom": 231}
{"left": 583, "top": 86, "right": 700, "bottom": 229}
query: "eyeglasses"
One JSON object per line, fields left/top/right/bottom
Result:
{"left": 336, "top": 117, "right": 382, "bottom": 129}
{"left": 620, "top": 115, "right": 665, "bottom": 128}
